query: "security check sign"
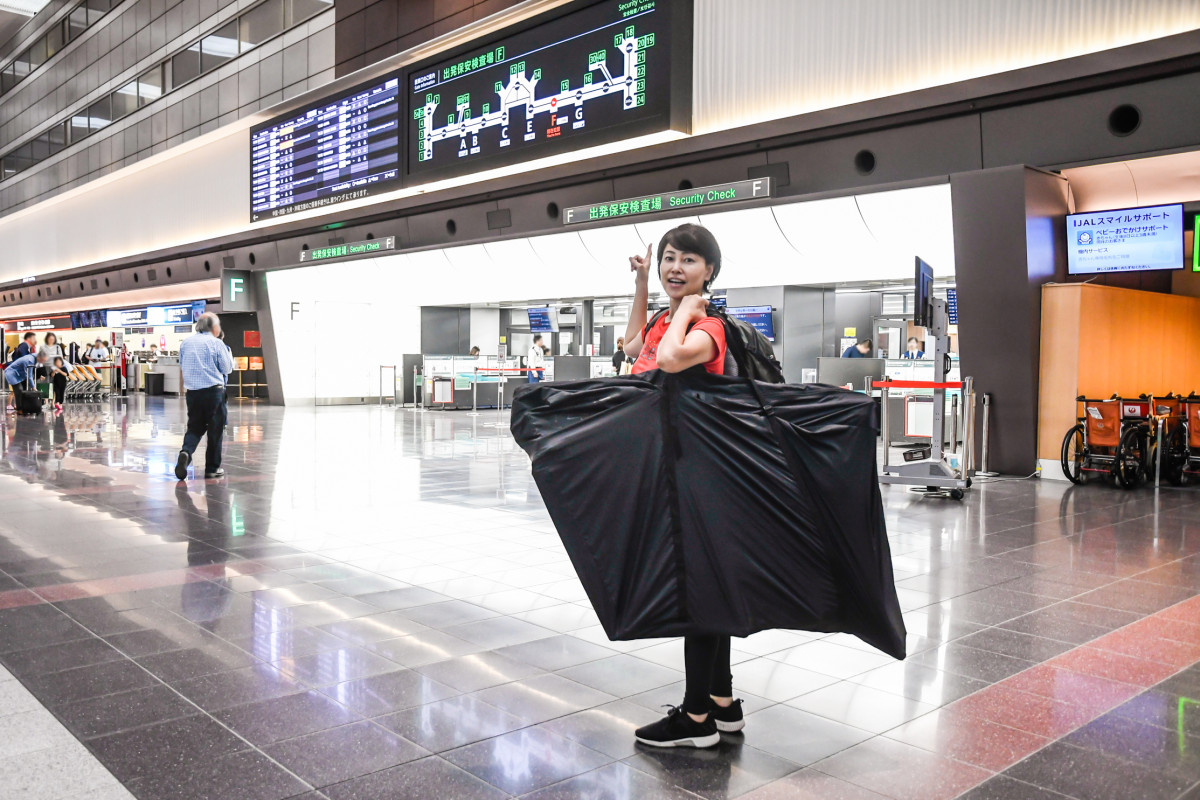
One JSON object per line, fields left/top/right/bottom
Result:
{"left": 562, "top": 178, "right": 771, "bottom": 224}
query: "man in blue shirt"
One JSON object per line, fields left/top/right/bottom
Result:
{"left": 175, "top": 312, "right": 234, "bottom": 481}
{"left": 842, "top": 339, "right": 872, "bottom": 358}
{"left": 5, "top": 351, "right": 47, "bottom": 387}
{"left": 8, "top": 332, "right": 36, "bottom": 365}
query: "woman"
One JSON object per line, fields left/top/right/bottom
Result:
{"left": 901, "top": 336, "right": 924, "bottom": 359}
{"left": 621, "top": 223, "right": 743, "bottom": 749}
{"left": 611, "top": 337, "right": 627, "bottom": 374}
{"left": 38, "top": 333, "right": 66, "bottom": 412}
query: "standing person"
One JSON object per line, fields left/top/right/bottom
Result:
{"left": 527, "top": 334, "right": 545, "bottom": 384}
{"left": 37, "top": 334, "right": 66, "bottom": 412}
{"left": 621, "top": 223, "right": 744, "bottom": 749}
{"left": 47, "top": 357, "right": 70, "bottom": 412}
{"left": 88, "top": 339, "right": 109, "bottom": 363}
{"left": 842, "top": 339, "right": 872, "bottom": 358}
{"left": 9, "top": 332, "right": 37, "bottom": 365}
{"left": 612, "top": 337, "right": 628, "bottom": 374}
{"left": 174, "top": 313, "right": 233, "bottom": 481}
{"left": 901, "top": 337, "right": 924, "bottom": 359}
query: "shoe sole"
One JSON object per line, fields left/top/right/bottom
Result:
{"left": 174, "top": 453, "right": 189, "bottom": 480}
{"left": 635, "top": 732, "right": 720, "bottom": 749}
{"left": 715, "top": 719, "right": 745, "bottom": 732}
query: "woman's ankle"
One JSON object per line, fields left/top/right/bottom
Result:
{"left": 686, "top": 711, "right": 709, "bottom": 723}
{"left": 710, "top": 695, "right": 733, "bottom": 707}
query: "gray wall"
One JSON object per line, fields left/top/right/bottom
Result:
{"left": 834, "top": 293, "right": 882, "bottom": 356}
{"left": 725, "top": 285, "right": 835, "bottom": 380}
{"left": 420, "top": 306, "right": 470, "bottom": 354}
{"left": 952, "top": 165, "right": 1069, "bottom": 475}
{"left": 0, "top": 0, "right": 335, "bottom": 215}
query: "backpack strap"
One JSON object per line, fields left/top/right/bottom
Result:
{"left": 642, "top": 308, "right": 670, "bottom": 341}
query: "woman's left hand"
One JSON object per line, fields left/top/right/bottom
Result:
{"left": 677, "top": 295, "right": 709, "bottom": 322}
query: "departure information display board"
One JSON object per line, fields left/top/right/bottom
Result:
{"left": 406, "top": 0, "right": 690, "bottom": 181}
{"left": 250, "top": 76, "right": 402, "bottom": 221}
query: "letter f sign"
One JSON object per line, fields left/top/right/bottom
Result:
{"left": 230, "top": 277, "right": 244, "bottom": 303}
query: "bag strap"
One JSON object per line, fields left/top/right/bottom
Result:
{"left": 642, "top": 308, "right": 669, "bottom": 341}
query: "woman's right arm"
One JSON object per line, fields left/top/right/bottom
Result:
{"left": 623, "top": 244, "right": 652, "bottom": 359}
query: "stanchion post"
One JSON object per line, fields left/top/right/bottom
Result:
{"left": 880, "top": 382, "right": 890, "bottom": 471}
{"left": 473, "top": 368, "right": 477, "bottom": 413}
{"left": 950, "top": 393, "right": 959, "bottom": 456}
{"left": 980, "top": 393, "right": 992, "bottom": 475}
{"left": 962, "top": 377, "right": 975, "bottom": 475}
{"left": 1156, "top": 416, "right": 1165, "bottom": 490}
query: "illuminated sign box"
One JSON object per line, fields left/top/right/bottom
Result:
{"left": 405, "top": 0, "right": 692, "bottom": 183}
{"left": 1066, "top": 203, "right": 1184, "bottom": 275}
{"left": 250, "top": 75, "right": 402, "bottom": 222}
{"left": 299, "top": 236, "right": 396, "bottom": 263}
{"left": 562, "top": 178, "right": 770, "bottom": 224}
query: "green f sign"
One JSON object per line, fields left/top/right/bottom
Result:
{"left": 222, "top": 269, "right": 255, "bottom": 311}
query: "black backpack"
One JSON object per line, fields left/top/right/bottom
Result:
{"left": 644, "top": 306, "right": 785, "bottom": 383}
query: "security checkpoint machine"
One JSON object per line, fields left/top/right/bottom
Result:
{"left": 875, "top": 258, "right": 975, "bottom": 500}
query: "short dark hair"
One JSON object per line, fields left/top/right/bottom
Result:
{"left": 858, "top": 339, "right": 873, "bottom": 347}
{"left": 657, "top": 223, "right": 722, "bottom": 292}
{"left": 532, "top": 334, "right": 543, "bottom": 343}
{"left": 23, "top": 332, "right": 35, "bottom": 340}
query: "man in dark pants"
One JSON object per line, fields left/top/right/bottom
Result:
{"left": 175, "top": 312, "right": 233, "bottom": 480}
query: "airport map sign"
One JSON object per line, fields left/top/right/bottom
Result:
{"left": 405, "top": 0, "right": 691, "bottom": 181}
{"left": 561, "top": 178, "right": 771, "bottom": 224}
{"left": 250, "top": 76, "right": 402, "bottom": 222}
{"left": 299, "top": 236, "right": 396, "bottom": 263}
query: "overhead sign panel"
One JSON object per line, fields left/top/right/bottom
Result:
{"left": 251, "top": 76, "right": 402, "bottom": 222}
{"left": 562, "top": 178, "right": 770, "bottom": 224}
{"left": 1066, "top": 203, "right": 1184, "bottom": 275}
{"left": 299, "top": 236, "right": 396, "bottom": 263}
{"left": 405, "top": 0, "right": 691, "bottom": 182}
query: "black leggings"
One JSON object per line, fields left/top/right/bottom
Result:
{"left": 683, "top": 634, "right": 733, "bottom": 715}
{"left": 51, "top": 374, "right": 66, "bottom": 404}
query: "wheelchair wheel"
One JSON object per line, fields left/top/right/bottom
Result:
{"left": 1060, "top": 424, "right": 1085, "bottom": 484}
{"left": 1165, "top": 427, "right": 1188, "bottom": 486}
{"left": 1116, "top": 427, "right": 1147, "bottom": 489}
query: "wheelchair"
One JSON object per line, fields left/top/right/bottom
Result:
{"left": 1163, "top": 393, "right": 1200, "bottom": 486}
{"left": 1061, "top": 395, "right": 1153, "bottom": 488}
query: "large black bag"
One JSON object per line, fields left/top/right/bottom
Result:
{"left": 511, "top": 370, "right": 906, "bottom": 660}
{"left": 13, "top": 386, "right": 42, "bottom": 415}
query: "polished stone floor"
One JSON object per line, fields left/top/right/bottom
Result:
{"left": 0, "top": 396, "right": 1198, "bottom": 799}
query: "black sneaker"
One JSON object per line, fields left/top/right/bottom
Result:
{"left": 709, "top": 698, "right": 745, "bottom": 732}
{"left": 205, "top": 467, "right": 225, "bottom": 479}
{"left": 174, "top": 451, "right": 190, "bottom": 480}
{"left": 634, "top": 705, "right": 719, "bottom": 749}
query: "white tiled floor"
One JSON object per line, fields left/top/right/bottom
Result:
{"left": 0, "top": 665, "right": 133, "bottom": 800}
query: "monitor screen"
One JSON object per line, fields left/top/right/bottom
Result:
{"left": 1193, "top": 213, "right": 1199, "bottom": 272}
{"left": 709, "top": 295, "right": 727, "bottom": 309}
{"left": 1066, "top": 203, "right": 1184, "bottom": 275}
{"left": 192, "top": 301, "right": 207, "bottom": 322}
{"left": 250, "top": 75, "right": 402, "bottom": 222}
{"left": 914, "top": 257, "right": 934, "bottom": 328}
{"left": 527, "top": 307, "right": 559, "bottom": 333}
{"left": 946, "top": 287, "right": 958, "bottom": 326}
{"left": 88, "top": 310, "right": 106, "bottom": 328}
{"left": 726, "top": 305, "right": 775, "bottom": 342}
{"left": 404, "top": 0, "right": 691, "bottom": 183}
{"left": 69, "top": 312, "right": 80, "bottom": 329}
